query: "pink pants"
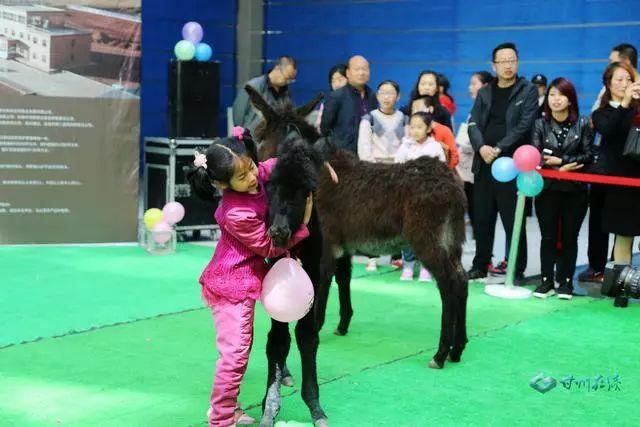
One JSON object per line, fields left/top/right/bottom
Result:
{"left": 209, "top": 295, "right": 256, "bottom": 427}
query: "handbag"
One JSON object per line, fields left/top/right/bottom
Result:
{"left": 623, "top": 126, "right": 640, "bottom": 161}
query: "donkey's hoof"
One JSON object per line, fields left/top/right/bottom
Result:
{"left": 314, "top": 418, "right": 329, "bottom": 427}
{"left": 333, "top": 328, "right": 347, "bottom": 336}
{"left": 281, "top": 375, "right": 294, "bottom": 387}
{"left": 447, "top": 354, "right": 461, "bottom": 363}
{"left": 428, "top": 358, "right": 444, "bottom": 369}
{"left": 259, "top": 418, "right": 274, "bottom": 427}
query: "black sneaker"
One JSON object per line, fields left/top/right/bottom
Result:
{"left": 467, "top": 268, "right": 487, "bottom": 281}
{"left": 533, "top": 278, "right": 555, "bottom": 299}
{"left": 577, "top": 268, "right": 604, "bottom": 283}
{"left": 557, "top": 280, "right": 573, "bottom": 300}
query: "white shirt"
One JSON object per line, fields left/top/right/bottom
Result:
{"left": 395, "top": 136, "right": 446, "bottom": 164}
{"left": 357, "top": 109, "right": 405, "bottom": 163}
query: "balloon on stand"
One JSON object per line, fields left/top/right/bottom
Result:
{"left": 491, "top": 157, "right": 519, "bottom": 182}
{"left": 162, "top": 202, "right": 185, "bottom": 225}
{"left": 194, "top": 42, "right": 213, "bottom": 61}
{"left": 174, "top": 40, "right": 195, "bottom": 61}
{"left": 517, "top": 170, "right": 544, "bottom": 197}
{"left": 261, "top": 258, "right": 315, "bottom": 323}
{"left": 513, "top": 145, "right": 541, "bottom": 172}
{"left": 143, "top": 208, "right": 164, "bottom": 230}
{"left": 182, "top": 21, "right": 203, "bottom": 44}
{"left": 152, "top": 221, "right": 173, "bottom": 244}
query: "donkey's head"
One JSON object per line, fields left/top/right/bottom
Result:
{"left": 244, "top": 85, "right": 323, "bottom": 161}
{"left": 266, "top": 136, "right": 325, "bottom": 247}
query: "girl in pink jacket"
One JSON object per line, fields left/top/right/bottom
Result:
{"left": 188, "top": 128, "right": 312, "bottom": 427}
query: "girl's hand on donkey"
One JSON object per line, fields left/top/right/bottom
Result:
{"left": 303, "top": 193, "right": 313, "bottom": 225}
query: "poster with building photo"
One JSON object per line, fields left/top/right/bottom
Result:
{"left": 0, "top": 0, "right": 140, "bottom": 243}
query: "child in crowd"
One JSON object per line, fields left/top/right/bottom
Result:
{"left": 395, "top": 112, "right": 446, "bottom": 281}
{"left": 357, "top": 79, "right": 406, "bottom": 271}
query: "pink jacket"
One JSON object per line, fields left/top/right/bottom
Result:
{"left": 199, "top": 158, "right": 310, "bottom": 304}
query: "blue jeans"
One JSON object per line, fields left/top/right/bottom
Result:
{"left": 402, "top": 247, "right": 422, "bottom": 270}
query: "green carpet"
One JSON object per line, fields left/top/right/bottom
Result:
{"left": 0, "top": 244, "right": 395, "bottom": 348}
{"left": 0, "top": 244, "right": 211, "bottom": 348}
{"left": 1, "top": 245, "right": 638, "bottom": 426}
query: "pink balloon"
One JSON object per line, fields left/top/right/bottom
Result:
{"left": 163, "top": 201, "right": 185, "bottom": 225}
{"left": 261, "top": 258, "right": 314, "bottom": 323}
{"left": 152, "top": 221, "right": 173, "bottom": 244}
{"left": 513, "top": 145, "right": 542, "bottom": 172}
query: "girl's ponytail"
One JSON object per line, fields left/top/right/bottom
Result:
{"left": 187, "top": 160, "right": 218, "bottom": 203}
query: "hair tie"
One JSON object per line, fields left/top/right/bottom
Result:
{"left": 232, "top": 126, "right": 245, "bottom": 141}
{"left": 194, "top": 150, "right": 207, "bottom": 169}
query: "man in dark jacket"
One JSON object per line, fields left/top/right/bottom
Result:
{"left": 232, "top": 56, "right": 297, "bottom": 134}
{"left": 467, "top": 42, "right": 539, "bottom": 280}
{"left": 320, "top": 55, "right": 377, "bottom": 153}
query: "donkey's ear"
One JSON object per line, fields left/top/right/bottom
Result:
{"left": 245, "top": 85, "right": 276, "bottom": 120}
{"left": 295, "top": 92, "right": 324, "bottom": 118}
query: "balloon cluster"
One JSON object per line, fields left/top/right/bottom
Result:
{"left": 174, "top": 22, "right": 213, "bottom": 62}
{"left": 491, "top": 145, "right": 544, "bottom": 197}
{"left": 143, "top": 202, "right": 185, "bottom": 244}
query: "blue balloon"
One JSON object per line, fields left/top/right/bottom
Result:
{"left": 195, "top": 42, "right": 213, "bottom": 61}
{"left": 491, "top": 157, "right": 519, "bottom": 182}
{"left": 517, "top": 170, "right": 544, "bottom": 197}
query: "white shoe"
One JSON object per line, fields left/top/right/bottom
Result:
{"left": 400, "top": 267, "right": 414, "bottom": 281}
{"left": 365, "top": 258, "right": 378, "bottom": 271}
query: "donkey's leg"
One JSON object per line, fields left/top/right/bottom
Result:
{"left": 411, "top": 240, "right": 455, "bottom": 369}
{"left": 281, "top": 364, "right": 294, "bottom": 387}
{"left": 429, "top": 279, "right": 455, "bottom": 369}
{"left": 334, "top": 254, "right": 353, "bottom": 336}
{"left": 296, "top": 308, "right": 328, "bottom": 426}
{"left": 260, "top": 320, "right": 290, "bottom": 427}
{"left": 448, "top": 258, "right": 469, "bottom": 363}
{"left": 313, "top": 252, "right": 335, "bottom": 333}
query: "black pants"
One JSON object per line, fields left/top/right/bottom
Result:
{"left": 472, "top": 162, "right": 527, "bottom": 274}
{"left": 464, "top": 181, "right": 475, "bottom": 239}
{"left": 587, "top": 184, "right": 610, "bottom": 272}
{"left": 535, "top": 188, "right": 588, "bottom": 282}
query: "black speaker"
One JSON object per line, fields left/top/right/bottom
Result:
{"left": 168, "top": 60, "right": 220, "bottom": 138}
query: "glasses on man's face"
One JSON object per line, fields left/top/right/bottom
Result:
{"left": 494, "top": 59, "right": 517, "bottom": 65}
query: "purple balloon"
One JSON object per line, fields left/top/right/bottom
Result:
{"left": 182, "top": 22, "right": 203, "bottom": 44}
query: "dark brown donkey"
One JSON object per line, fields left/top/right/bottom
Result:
{"left": 247, "top": 86, "right": 469, "bottom": 427}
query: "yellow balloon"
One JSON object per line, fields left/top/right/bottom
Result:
{"left": 143, "top": 208, "right": 164, "bottom": 230}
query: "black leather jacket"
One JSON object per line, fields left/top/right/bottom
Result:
{"left": 532, "top": 116, "right": 594, "bottom": 191}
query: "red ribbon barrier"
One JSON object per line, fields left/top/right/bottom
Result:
{"left": 538, "top": 169, "right": 640, "bottom": 188}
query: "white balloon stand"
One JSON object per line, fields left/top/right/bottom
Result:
{"left": 484, "top": 193, "right": 532, "bottom": 300}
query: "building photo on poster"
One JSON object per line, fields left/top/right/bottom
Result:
{"left": 0, "top": 0, "right": 140, "bottom": 244}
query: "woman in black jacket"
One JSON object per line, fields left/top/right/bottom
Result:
{"left": 592, "top": 62, "right": 640, "bottom": 265}
{"left": 532, "top": 77, "right": 594, "bottom": 300}
{"left": 401, "top": 70, "right": 453, "bottom": 129}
